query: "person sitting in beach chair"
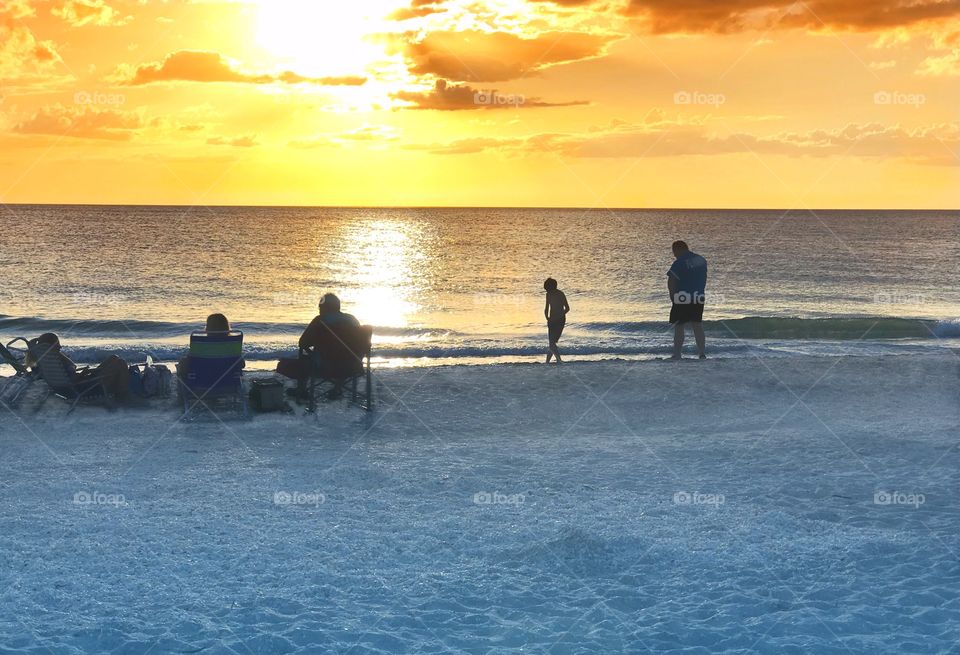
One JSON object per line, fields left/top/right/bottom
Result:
{"left": 300, "top": 293, "right": 361, "bottom": 338}
{"left": 177, "top": 313, "right": 239, "bottom": 381}
{"left": 25, "top": 333, "right": 130, "bottom": 411}
{"left": 176, "top": 315, "right": 247, "bottom": 417}
{"left": 301, "top": 322, "right": 373, "bottom": 411}
{"left": 277, "top": 293, "right": 372, "bottom": 410}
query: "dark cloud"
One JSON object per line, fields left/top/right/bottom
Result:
{"left": 532, "top": 0, "right": 960, "bottom": 32}
{"left": 392, "top": 79, "right": 588, "bottom": 110}
{"left": 393, "top": 29, "right": 617, "bottom": 82}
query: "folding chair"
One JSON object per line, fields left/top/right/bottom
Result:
{"left": 27, "top": 338, "right": 109, "bottom": 413}
{"left": 0, "top": 337, "right": 35, "bottom": 405}
{"left": 178, "top": 330, "right": 248, "bottom": 420}
{"left": 301, "top": 324, "right": 373, "bottom": 412}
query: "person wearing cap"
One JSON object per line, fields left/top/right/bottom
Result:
{"left": 298, "top": 293, "right": 360, "bottom": 351}
{"left": 279, "top": 293, "right": 360, "bottom": 401}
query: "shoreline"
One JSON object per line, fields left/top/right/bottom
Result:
{"left": 3, "top": 347, "right": 960, "bottom": 379}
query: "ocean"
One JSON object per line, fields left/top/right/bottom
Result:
{"left": 1, "top": 205, "right": 957, "bottom": 367}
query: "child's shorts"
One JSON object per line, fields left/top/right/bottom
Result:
{"left": 548, "top": 318, "right": 566, "bottom": 344}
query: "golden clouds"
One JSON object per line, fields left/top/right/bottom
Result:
{"left": 52, "top": 0, "right": 125, "bottom": 27}
{"left": 118, "top": 50, "right": 367, "bottom": 86}
{"left": 0, "top": 2, "right": 62, "bottom": 83}
{"left": 14, "top": 104, "right": 142, "bottom": 140}
{"left": 392, "top": 29, "right": 618, "bottom": 82}
{"left": 0, "top": 0, "right": 958, "bottom": 206}
{"left": 406, "top": 116, "right": 960, "bottom": 166}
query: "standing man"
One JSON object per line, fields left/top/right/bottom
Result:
{"left": 667, "top": 240, "right": 708, "bottom": 360}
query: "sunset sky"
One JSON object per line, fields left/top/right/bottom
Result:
{"left": 1, "top": 0, "right": 958, "bottom": 208}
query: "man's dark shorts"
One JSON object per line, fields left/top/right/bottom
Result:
{"left": 669, "top": 302, "right": 705, "bottom": 324}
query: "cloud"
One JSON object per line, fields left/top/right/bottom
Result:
{"left": 392, "top": 79, "right": 588, "bottom": 110}
{"left": 917, "top": 30, "right": 960, "bottom": 75}
{"left": 290, "top": 125, "right": 401, "bottom": 149}
{"left": 0, "top": 2, "right": 63, "bottom": 83}
{"left": 392, "top": 29, "right": 617, "bottom": 82}
{"left": 118, "top": 50, "right": 367, "bottom": 86}
{"left": 406, "top": 136, "right": 525, "bottom": 155}
{"left": 918, "top": 50, "right": 960, "bottom": 74}
{"left": 51, "top": 0, "right": 126, "bottom": 27}
{"left": 618, "top": 0, "right": 960, "bottom": 33}
{"left": 531, "top": 0, "right": 960, "bottom": 33}
{"left": 207, "top": 135, "right": 258, "bottom": 147}
{"left": 407, "top": 116, "right": 960, "bottom": 165}
{"left": 389, "top": 0, "right": 448, "bottom": 20}
{"left": 13, "top": 104, "right": 142, "bottom": 140}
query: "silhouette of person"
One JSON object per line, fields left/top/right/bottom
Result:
{"left": 667, "top": 241, "right": 708, "bottom": 359}
{"left": 543, "top": 278, "right": 569, "bottom": 363}
{"left": 177, "top": 313, "right": 241, "bottom": 381}
{"left": 299, "top": 293, "right": 360, "bottom": 351}
{"left": 29, "top": 332, "right": 130, "bottom": 401}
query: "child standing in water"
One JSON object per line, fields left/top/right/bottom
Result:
{"left": 543, "top": 278, "right": 569, "bottom": 363}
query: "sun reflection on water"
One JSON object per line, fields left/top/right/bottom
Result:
{"left": 327, "top": 218, "right": 428, "bottom": 329}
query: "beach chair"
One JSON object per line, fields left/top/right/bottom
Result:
{"left": 26, "top": 337, "right": 109, "bottom": 413}
{"left": 0, "top": 337, "right": 35, "bottom": 404}
{"left": 301, "top": 324, "right": 373, "bottom": 412}
{"left": 1, "top": 338, "right": 31, "bottom": 376}
{"left": 178, "top": 330, "right": 248, "bottom": 419}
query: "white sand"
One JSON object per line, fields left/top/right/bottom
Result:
{"left": 0, "top": 354, "right": 958, "bottom": 653}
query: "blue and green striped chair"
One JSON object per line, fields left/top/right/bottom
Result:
{"left": 179, "top": 330, "right": 247, "bottom": 418}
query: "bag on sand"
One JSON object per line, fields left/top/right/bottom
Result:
{"left": 129, "top": 364, "right": 172, "bottom": 398}
{"left": 142, "top": 364, "right": 172, "bottom": 397}
{"left": 250, "top": 378, "right": 286, "bottom": 412}
{"left": 128, "top": 366, "right": 145, "bottom": 397}
{"left": 276, "top": 357, "right": 306, "bottom": 381}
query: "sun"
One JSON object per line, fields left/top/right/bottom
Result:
{"left": 253, "top": 0, "right": 402, "bottom": 78}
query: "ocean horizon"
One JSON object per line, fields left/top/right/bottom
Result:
{"left": 1, "top": 205, "right": 957, "bottom": 368}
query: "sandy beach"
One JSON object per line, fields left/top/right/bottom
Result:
{"left": 1, "top": 353, "right": 957, "bottom": 653}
